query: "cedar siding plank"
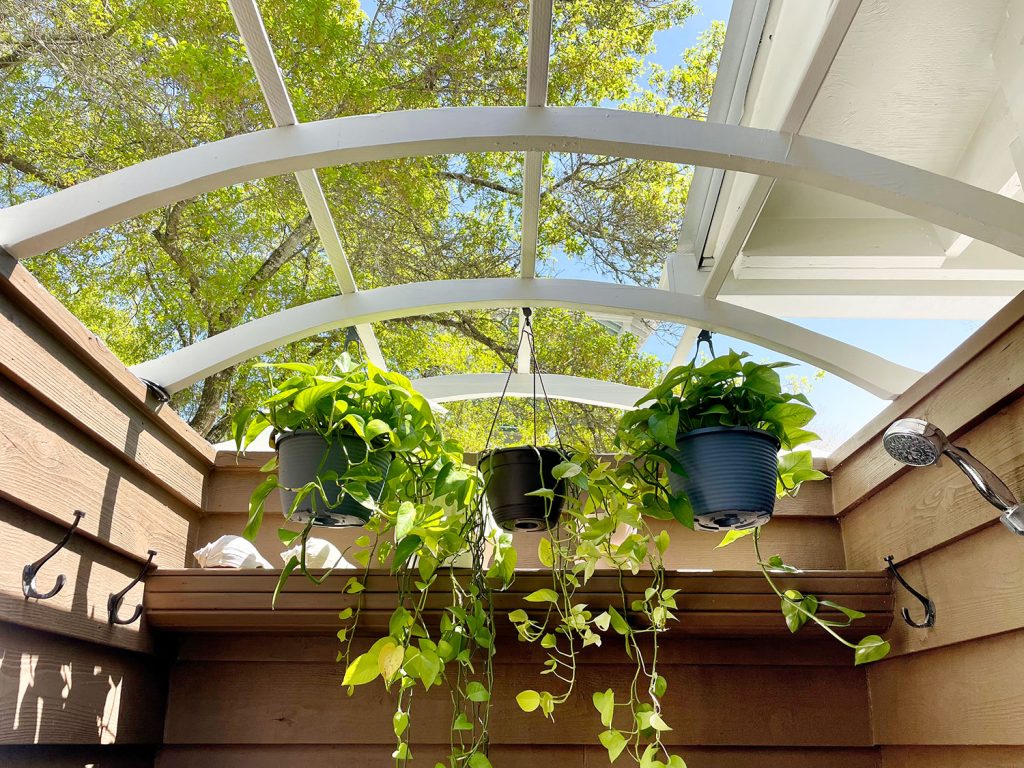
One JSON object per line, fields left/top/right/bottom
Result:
{"left": 155, "top": 745, "right": 881, "bottom": 768}
{"left": 0, "top": 297, "right": 207, "bottom": 510}
{"left": 0, "top": 250, "right": 214, "bottom": 464}
{"left": 0, "top": 624, "right": 167, "bottom": 745}
{"left": 0, "top": 502, "right": 155, "bottom": 653}
{"left": 869, "top": 630, "right": 1024, "bottom": 746}
{"left": 164, "top": 659, "right": 871, "bottom": 746}
{"left": 0, "top": 384, "right": 196, "bottom": 566}
{"left": 143, "top": 568, "right": 892, "bottom": 636}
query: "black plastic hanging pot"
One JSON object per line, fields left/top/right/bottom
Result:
{"left": 666, "top": 426, "right": 781, "bottom": 532}
{"left": 276, "top": 430, "right": 391, "bottom": 527}
{"left": 479, "top": 446, "right": 566, "bottom": 532}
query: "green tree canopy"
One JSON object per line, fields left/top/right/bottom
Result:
{"left": 0, "top": 0, "right": 725, "bottom": 447}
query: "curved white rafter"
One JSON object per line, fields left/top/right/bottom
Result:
{"left": 2, "top": 108, "right": 1024, "bottom": 261}
{"left": 225, "top": 0, "right": 386, "bottom": 369}
{"left": 412, "top": 373, "right": 648, "bottom": 410}
{"left": 129, "top": 277, "right": 922, "bottom": 400}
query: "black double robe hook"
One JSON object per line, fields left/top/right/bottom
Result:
{"left": 884, "top": 554, "right": 936, "bottom": 629}
{"left": 108, "top": 550, "right": 157, "bottom": 626}
{"left": 23, "top": 511, "right": 85, "bottom": 600}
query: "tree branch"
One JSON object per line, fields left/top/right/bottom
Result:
{"left": 440, "top": 170, "right": 518, "bottom": 196}
{"left": 0, "top": 151, "right": 70, "bottom": 189}
{"left": 151, "top": 201, "right": 209, "bottom": 313}
{"left": 239, "top": 214, "right": 316, "bottom": 304}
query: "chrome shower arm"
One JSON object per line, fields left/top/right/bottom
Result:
{"left": 943, "top": 445, "right": 1021, "bottom": 514}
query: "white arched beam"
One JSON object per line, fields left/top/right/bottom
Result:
{"left": 412, "top": 373, "right": 648, "bottom": 410}
{"left": 2, "top": 107, "right": 1023, "bottom": 260}
{"left": 129, "top": 277, "right": 921, "bottom": 400}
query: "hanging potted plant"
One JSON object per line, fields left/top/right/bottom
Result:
{"left": 610, "top": 349, "right": 892, "bottom": 665}
{"left": 232, "top": 354, "right": 480, "bottom": 606}
{"left": 232, "top": 353, "right": 442, "bottom": 532}
{"left": 478, "top": 444, "right": 566, "bottom": 532}
{"left": 477, "top": 308, "right": 567, "bottom": 533}
{"left": 616, "top": 349, "right": 826, "bottom": 532}
{"left": 235, "top": 348, "right": 890, "bottom": 768}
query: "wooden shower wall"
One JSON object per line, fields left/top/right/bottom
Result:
{"left": 831, "top": 292, "right": 1024, "bottom": 767}
{"left": 2, "top": 248, "right": 1023, "bottom": 766}
{"left": 0, "top": 251, "right": 212, "bottom": 763}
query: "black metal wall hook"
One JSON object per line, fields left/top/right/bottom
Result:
{"left": 23, "top": 510, "right": 85, "bottom": 600}
{"left": 108, "top": 549, "right": 157, "bottom": 626}
{"left": 884, "top": 554, "right": 936, "bottom": 629}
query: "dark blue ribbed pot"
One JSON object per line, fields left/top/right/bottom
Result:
{"left": 276, "top": 430, "right": 391, "bottom": 527}
{"left": 667, "top": 426, "right": 781, "bottom": 532}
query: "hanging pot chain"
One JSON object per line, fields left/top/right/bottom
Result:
{"left": 482, "top": 308, "right": 564, "bottom": 453}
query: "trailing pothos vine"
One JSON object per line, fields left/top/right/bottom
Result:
{"left": 235, "top": 352, "right": 891, "bottom": 768}
{"left": 507, "top": 448, "right": 688, "bottom": 767}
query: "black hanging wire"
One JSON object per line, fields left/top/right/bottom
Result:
{"left": 482, "top": 308, "right": 564, "bottom": 453}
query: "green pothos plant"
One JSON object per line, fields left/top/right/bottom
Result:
{"left": 611, "top": 350, "right": 891, "bottom": 666}
{"left": 235, "top": 357, "right": 505, "bottom": 766}
{"left": 504, "top": 352, "right": 891, "bottom": 767}
{"left": 506, "top": 448, "right": 689, "bottom": 767}
{"left": 233, "top": 352, "right": 890, "bottom": 768}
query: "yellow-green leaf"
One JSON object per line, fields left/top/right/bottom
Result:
{"left": 516, "top": 690, "right": 541, "bottom": 713}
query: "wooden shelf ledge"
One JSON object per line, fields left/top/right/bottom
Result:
{"left": 145, "top": 568, "right": 892, "bottom": 636}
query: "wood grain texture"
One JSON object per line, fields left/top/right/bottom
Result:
{"left": 0, "top": 623, "right": 167, "bottom": 746}
{"left": 145, "top": 568, "right": 891, "bottom": 636}
{"left": 880, "top": 746, "right": 1024, "bottom": 767}
{"left": 841, "top": 396, "right": 1024, "bottom": 568}
{"left": 0, "top": 295, "right": 208, "bottom": 509}
{"left": 658, "top": 517, "right": 845, "bottom": 570}
{"left": 828, "top": 291, "right": 1024, "bottom": 470}
{"left": 869, "top": 630, "right": 1024, "bottom": 746}
{"left": 0, "top": 745, "right": 156, "bottom": 767}
{"left": 146, "top": 569, "right": 891, "bottom": 595}
{"left": 0, "top": 250, "right": 214, "bottom": 464}
{"left": 830, "top": 311, "right": 1024, "bottom": 514}
{"left": 163, "top": 658, "right": 872, "bottom": 746}
{"left": 0, "top": 381, "right": 197, "bottom": 566}
{"left": 0, "top": 502, "right": 155, "bottom": 653}
{"left": 884, "top": 522, "right": 1024, "bottom": 657}
{"left": 196, "top": 512, "right": 845, "bottom": 572}
{"left": 173, "top": 632, "right": 863, "bottom": 667}
{"left": 156, "top": 744, "right": 880, "bottom": 768}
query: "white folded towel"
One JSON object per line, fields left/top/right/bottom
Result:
{"left": 280, "top": 537, "right": 353, "bottom": 569}
{"left": 193, "top": 535, "right": 273, "bottom": 569}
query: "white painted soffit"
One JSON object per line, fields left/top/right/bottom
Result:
{"left": 672, "top": 0, "right": 770, "bottom": 269}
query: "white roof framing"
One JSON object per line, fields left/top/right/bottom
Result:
{"left": 517, "top": 0, "right": 554, "bottom": 375}
{"left": 226, "top": 0, "right": 386, "bottom": 368}
{"left": 129, "top": 276, "right": 921, "bottom": 399}
{"left": 3, "top": 0, "right": 1024, "bottom": 420}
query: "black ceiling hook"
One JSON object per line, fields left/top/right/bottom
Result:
{"left": 140, "top": 378, "right": 172, "bottom": 404}
{"left": 108, "top": 549, "right": 157, "bottom": 626}
{"left": 884, "top": 554, "right": 936, "bottom": 629}
{"left": 23, "top": 510, "right": 85, "bottom": 600}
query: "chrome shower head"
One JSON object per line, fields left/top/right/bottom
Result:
{"left": 883, "top": 418, "right": 946, "bottom": 467}
{"left": 883, "top": 418, "right": 1024, "bottom": 536}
